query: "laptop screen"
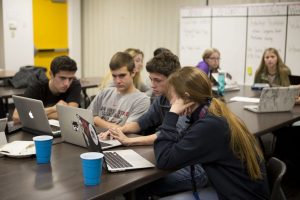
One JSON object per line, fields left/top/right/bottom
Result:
{"left": 76, "top": 114, "right": 101, "bottom": 152}
{"left": 76, "top": 114, "right": 110, "bottom": 170}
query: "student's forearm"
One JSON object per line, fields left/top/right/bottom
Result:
{"left": 94, "top": 117, "right": 121, "bottom": 129}
{"left": 45, "top": 106, "right": 57, "bottom": 119}
{"left": 47, "top": 112, "right": 58, "bottom": 119}
{"left": 121, "top": 122, "right": 141, "bottom": 134}
{"left": 126, "top": 134, "right": 157, "bottom": 146}
{"left": 46, "top": 102, "right": 79, "bottom": 120}
{"left": 12, "top": 109, "right": 20, "bottom": 124}
{"left": 67, "top": 102, "right": 79, "bottom": 107}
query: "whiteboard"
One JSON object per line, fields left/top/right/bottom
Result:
{"left": 245, "top": 16, "right": 287, "bottom": 84}
{"left": 286, "top": 5, "right": 300, "bottom": 75}
{"left": 179, "top": 8, "right": 211, "bottom": 67}
{"left": 212, "top": 6, "right": 247, "bottom": 84}
{"left": 245, "top": 5, "right": 287, "bottom": 85}
{"left": 179, "top": 3, "right": 300, "bottom": 85}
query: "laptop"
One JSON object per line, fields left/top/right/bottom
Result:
{"left": 0, "top": 118, "right": 8, "bottom": 147}
{"left": 289, "top": 75, "right": 300, "bottom": 85}
{"left": 76, "top": 114, "right": 155, "bottom": 172}
{"left": 244, "top": 86, "right": 300, "bottom": 113}
{"left": 56, "top": 105, "right": 122, "bottom": 150}
{"left": 12, "top": 95, "right": 61, "bottom": 137}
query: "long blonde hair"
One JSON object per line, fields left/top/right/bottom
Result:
{"left": 255, "top": 47, "right": 291, "bottom": 86}
{"left": 99, "top": 48, "right": 144, "bottom": 90}
{"left": 168, "top": 67, "right": 264, "bottom": 180}
{"left": 124, "top": 48, "right": 144, "bottom": 90}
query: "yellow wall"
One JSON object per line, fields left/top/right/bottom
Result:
{"left": 33, "top": 0, "right": 68, "bottom": 77}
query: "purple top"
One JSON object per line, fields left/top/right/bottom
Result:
{"left": 196, "top": 61, "right": 209, "bottom": 74}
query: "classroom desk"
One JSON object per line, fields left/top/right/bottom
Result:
{"left": 0, "top": 86, "right": 25, "bottom": 99}
{"left": 0, "top": 131, "right": 170, "bottom": 200}
{"left": 227, "top": 101, "right": 300, "bottom": 136}
{"left": 224, "top": 85, "right": 300, "bottom": 136}
{"left": 80, "top": 77, "right": 102, "bottom": 108}
{"left": 0, "top": 70, "right": 17, "bottom": 80}
{"left": 80, "top": 77, "right": 101, "bottom": 89}
{"left": 223, "top": 85, "right": 260, "bottom": 103}
{"left": 2, "top": 86, "right": 299, "bottom": 200}
{"left": 0, "top": 87, "right": 26, "bottom": 116}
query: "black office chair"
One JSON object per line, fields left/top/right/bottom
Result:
{"left": 267, "top": 157, "right": 287, "bottom": 200}
{"left": 288, "top": 75, "right": 300, "bottom": 85}
{"left": 257, "top": 134, "right": 277, "bottom": 160}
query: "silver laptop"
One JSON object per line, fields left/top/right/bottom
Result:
{"left": 76, "top": 114, "right": 154, "bottom": 172}
{"left": 56, "top": 105, "right": 121, "bottom": 150}
{"left": 244, "top": 86, "right": 300, "bottom": 113}
{"left": 12, "top": 95, "right": 61, "bottom": 137}
{"left": 0, "top": 118, "right": 8, "bottom": 147}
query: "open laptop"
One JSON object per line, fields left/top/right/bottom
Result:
{"left": 56, "top": 105, "right": 121, "bottom": 150}
{"left": 76, "top": 114, "right": 155, "bottom": 172}
{"left": 0, "top": 118, "right": 8, "bottom": 147}
{"left": 12, "top": 95, "right": 61, "bottom": 137}
{"left": 244, "top": 86, "right": 300, "bottom": 113}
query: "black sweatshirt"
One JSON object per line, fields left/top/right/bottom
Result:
{"left": 154, "top": 106, "right": 269, "bottom": 200}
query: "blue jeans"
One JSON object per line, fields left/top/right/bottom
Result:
{"left": 135, "top": 164, "right": 208, "bottom": 199}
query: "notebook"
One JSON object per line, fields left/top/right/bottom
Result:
{"left": 76, "top": 114, "right": 155, "bottom": 172}
{"left": 56, "top": 105, "right": 121, "bottom": 149}
{"left": 12, "top": 95, "right": 61, "bottom": 137}
{"left": 244, "top": 86, "right": 300, "bottom": 113}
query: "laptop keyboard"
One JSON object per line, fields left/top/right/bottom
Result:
{"left": 104, "top": 152, "right": 133, "bottom": 169}
{"left": 50, "top": 125, "right": 60, "bottom": 132}
{"left": 100, "top": 141, "right": 112, "bottom": 148}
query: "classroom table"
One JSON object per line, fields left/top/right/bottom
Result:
{"left": 0, "top": 87, "right": 26, "bottom": 117}
{"left": 0, "top": 86, "right": 26, "bottom": 99}
{"left": 80, "top": 77, "right": 102, "bottom": 108}
{"left": 2, "top": 86, "right": 300, "bottom": 200}
{"left": 0, "top": 70, "right": 17, "bottom": 80}
{"left": 0, "top": 131, "right": 170, "bottom": 200}
{"left": 219, "top": 85, "right": 260, "bottom": 103}
{"left": 80, "top": 77, "right": 101, "bottom": 89}
{"left": 224, "top": 85, "right": 300, "bottom": 136}
{"left": 227, "top": 101, "right": 300, "bottom": 136}
{"left": 0, "top": 70, "right": 19, "bottom": 116}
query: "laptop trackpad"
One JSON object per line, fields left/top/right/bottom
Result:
{"left": 244, "top": 105, "right": 258, "bottom": 111}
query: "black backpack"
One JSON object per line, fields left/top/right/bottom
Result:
{"left": 9, "top": 66, "right": 48, "bottom": 88}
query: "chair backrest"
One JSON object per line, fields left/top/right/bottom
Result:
{"left": 267, "top": 157, "right": 287, "bottom": 200}
{"left": 289, "top": 75, "right": 300, "bottom": 85}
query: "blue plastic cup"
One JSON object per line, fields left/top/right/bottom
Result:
{"left": 80, "top": 152, "right": 103, "bottom": 186}
{"left": 33, "top": 135, "right": 53, "bottom": 164}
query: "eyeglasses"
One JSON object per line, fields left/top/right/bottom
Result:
{"left": 207, "top": 57, "right": 220, "bottom": 61}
